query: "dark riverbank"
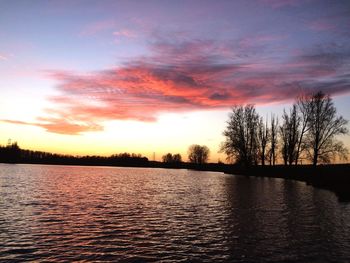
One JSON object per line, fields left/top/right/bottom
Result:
{"left": 160, "top": 162, "right": 350, "bottom": 202}
{"left": 224, "top": 164, "right": 350, "bottom": 202}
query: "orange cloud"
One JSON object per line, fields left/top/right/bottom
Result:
{"left": 1, "top": 119, "right": 102, "bottom": 135}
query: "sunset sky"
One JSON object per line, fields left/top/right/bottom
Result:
{"left": 1, "top": 0, "right": 350, "bottom": 162}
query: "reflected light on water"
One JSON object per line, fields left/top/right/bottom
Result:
{"left": 0, "top": 164, "right": 350, "bottom": 262}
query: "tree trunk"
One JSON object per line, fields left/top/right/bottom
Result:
{"left": 313, "top": 149, "right": 318, "bottom": 167}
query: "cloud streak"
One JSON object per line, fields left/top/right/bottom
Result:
{"left": 0, "top": 54, "right": 8, "bottom": 60}
{"left": 1, "top": 119, "right": 103, "bottom": 135}
{"left": 260, "top": 0, "right": 306, "bottom": 9}
{"left": 113, "top": 29, "right": 137, "bottom": 38}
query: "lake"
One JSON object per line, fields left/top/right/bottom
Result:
{"left": 0, "top": 164, "right": 349, "bottom": 262}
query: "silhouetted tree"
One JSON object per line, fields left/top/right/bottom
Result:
{"left": 279, "top": 116, "right": 289, "bottom": 166}
{"left": 279, "top": 105, "right": 300, "bottom": 166}
{"left": 0, "top": 142, "right": 21, "bottom": 163}
{"left": 268, "top": 114, "right": 278, "bottom": 165}
{"left": 172, "top": 153, "right": 182, "bottom": 163}
{"left": 221, "top": 105, "right": 260, "bottom": 166}
{"left": 162, "top": 153, "right": 174, "bottom": 163}
{"left": 294, "top": 94, "right": 312, "bottom": 165}
{"left": 257, "top": 117, "right": 270, "bottom": 166}
{"left": 188, "top": 144, "right": 210, "bottom": 164}
{"left": 304, "top": 91, "right": 348, "bottom": 166}
{"left": 162, "top": 153, "right": 182, "bottom": 163}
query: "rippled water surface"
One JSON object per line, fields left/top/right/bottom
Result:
{"left": 1, "top": 164, "right": 350, "bottom": 262}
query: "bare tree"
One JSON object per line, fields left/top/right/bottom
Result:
{"left": 188, "top": 145, "right": 210, "bottom": 164}
{"left": 305, "top": 92, "right": 348, "bottom": 166}
{"left": 268, "top": 114, "right": 278, "bottom": 165}
{"left": 221, "top": 105, "right": 260, "bottom": 166}
{"left": 279, "top": 115, "right": 289, "bottom": 165}
{"left": 257, "top": 117, "right": 270, "bottom": 166}
{"left": 278, "top": 94, "right": 311, "bottom": 165}
{"left": 279, "top": 105, "right": 300, "bottom": 166}
{"left": 294, "top": 94, "right": 312, "bottom": 165}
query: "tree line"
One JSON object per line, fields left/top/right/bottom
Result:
{"left": 0, "top": 143, "right": 149, "bottom": 166}
{"left": 221, "top": 91, "right": 349, "bottom": 167}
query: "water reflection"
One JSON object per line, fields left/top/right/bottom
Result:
{"left": 0, "top": 164, "right": 349, "bottom": 262}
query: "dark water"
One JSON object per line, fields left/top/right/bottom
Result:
{"left": 0, "top": 164, "right": 349, "bottom": 262}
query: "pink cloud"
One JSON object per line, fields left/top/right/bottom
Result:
{"left": 1, "top": 119, "right": 102, "bottom": 136}
{"left": 79, "top": 19, "right": 115, "bottom": 36}
{"left": 261, "top": 0, "right": 305, "bottom": 8}
{"left": 308, "top": 20, "right": 335, "bottom": 32}
{"left": 239, "top": 34, "right": 288, "bottom": 49}
{"left": 0, "top": 54, "right": 8, "bottom": 60}
{"left": 113, "top": 29, "right": 137, "bottom": 38}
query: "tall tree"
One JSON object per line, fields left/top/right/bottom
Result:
{"left": 269, "top": 114, "right": 278, "bottom": 166}
{"left": 279, "top": 114, "right": 289, "bottom": 166}
{"left": 279, "top": 105, "right": 300, "bottom": 166}
{"left": 221, "top": 105, "right": 260, "bottom": 166}
{"left": 257, "top": 117, "right": 270, "bottom": 166}
{"left": 305, "top": 92, "right": 348, "bottom": 166}
{"left": 294, "top": 94, "right": 312, "bottom": 165}
{"left": 188, "top": 145, "right": 210, "bottom": 164}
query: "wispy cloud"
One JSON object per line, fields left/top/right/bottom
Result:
{"left": 113, "top": 29, "right": 137, "bottom": 38}
{"left": 79, "top": 19, "right": 115, "bottom": 36}
{"left": 308, "top": 20, "right": 335, "bottom": 32}
{"left": 307, "top": 11, "right": 350, "bottom": 36}
{"left": 1, "top": 119, "right": 103, "bottom": 136}
{"left": 0, "top": 54, "right": 8, "bottom": 60}
{"left": 260, "top": 0, "right": 306, "bottom": 9}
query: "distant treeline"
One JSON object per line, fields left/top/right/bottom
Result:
{"left": 0, "top": 142, "right": 149, "bottom": 167}
{"left": 0, "top": 142, "right": 232, "bottom": 172}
